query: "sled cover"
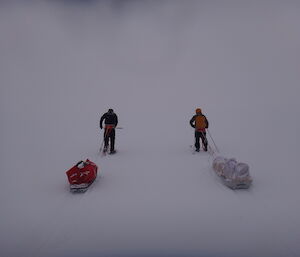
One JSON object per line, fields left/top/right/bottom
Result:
{"left": 66, "top": 159, "right": 98, "bottom": 185}
{"left": 212, "top": 156, "right": 252, "bottom": 189}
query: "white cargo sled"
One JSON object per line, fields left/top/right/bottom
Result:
{"left": 212, "top": 156, "right": 252, "bottom": 190}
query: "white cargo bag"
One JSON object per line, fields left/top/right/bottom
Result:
{"left": 212, "top": 156, "right": 252, "bottom": 189}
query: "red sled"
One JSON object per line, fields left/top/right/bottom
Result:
{"left": 66, "top": 159, "right": 98, "bottom": 193}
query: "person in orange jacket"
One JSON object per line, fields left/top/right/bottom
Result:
{"left": 190, "top": 108, "right": 209, "bottom": 152}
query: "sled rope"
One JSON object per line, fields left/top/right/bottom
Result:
{"left": 207, "top": 129, "right": 219, "bottom": 153}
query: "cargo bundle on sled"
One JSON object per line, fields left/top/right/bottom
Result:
{"left": 66, "top": 159, "right": 98, "bottom": 193}
{"left": 212, "top": 156, "right": 252, "bottom": 190}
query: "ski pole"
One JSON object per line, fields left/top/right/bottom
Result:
{"left": 99, "top": 137, "right": 104, "bottom": 153}
{"left": 207, "top": 129, "right": 219, "bottom": 153}
{"left": 99, "top": 128, "right": 109, "bottom": 153}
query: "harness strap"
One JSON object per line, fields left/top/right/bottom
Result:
{"left": 105, "top": 124, "right": 115, "bottom": 129}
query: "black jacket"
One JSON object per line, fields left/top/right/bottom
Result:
{"left": 100, "top": 112, "right": 118, "bottom": 129}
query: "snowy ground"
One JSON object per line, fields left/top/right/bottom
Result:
{"left": 1, "top": 1, "right": 300, "bottom": 257}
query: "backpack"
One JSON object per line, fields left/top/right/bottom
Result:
{"left": 195, "top": 115, "right": 207, "bottom": 129}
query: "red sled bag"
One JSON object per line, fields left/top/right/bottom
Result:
{"left": 66, "top": 159, "right": 98, "bottom": 193}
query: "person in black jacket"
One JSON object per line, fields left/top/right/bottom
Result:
{"left": 100, "top": 109, "right": 118, "bottom": 154}
{"left": 190, "top": 108, "right": 209, "bottom": 152}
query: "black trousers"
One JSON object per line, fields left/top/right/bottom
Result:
{"left": 195, "top": 131, "right": 207, "bottom": 151}
{"left": 104, "top": 128, "right": 115, "bottom": 151}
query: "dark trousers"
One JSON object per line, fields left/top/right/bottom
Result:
{"left": 104, "top": 128, "right": 115, "bottom": 151}
{"left": 195, "top": 131, "right": 207, "bottom": 151}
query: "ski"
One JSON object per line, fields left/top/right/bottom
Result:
{"left": 100, "top": 149, "right": 117, "bottom": 157}
{"left": 190, "top": 145, "right": 209, "bottom": 154}
{"left": 108, "top": 151, "right": 117, "bottom": 155}
{"left": 99, "top": 146, "right": 108, "bottom": 157}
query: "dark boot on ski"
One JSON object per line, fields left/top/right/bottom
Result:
{"left": 195, "top": 148, "right": 200, "bottom": 152}
{"left": 110, "top": 150, "right": 116, "bottom": 154}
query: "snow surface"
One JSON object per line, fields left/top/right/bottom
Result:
{"left": 1, "top": 1, "right": 300, "bottom": 257}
